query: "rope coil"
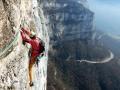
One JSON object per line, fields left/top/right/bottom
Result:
{"left": 0, "top": 30, "right": 20, "bottom": 57}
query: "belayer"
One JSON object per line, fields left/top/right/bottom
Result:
{"left": 20, "top": 27, "right": 45, "bottom": 87}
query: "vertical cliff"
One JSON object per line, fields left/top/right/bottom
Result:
{"left": 37, "top": 0, "right": 95, "bottom": 90}
{"left": 37, "top": 0, "right": 111, "bottom": 90}
{"left": 0, "top": 0, "right": 49, "bottom": 90}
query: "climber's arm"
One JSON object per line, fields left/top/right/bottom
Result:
{"left": 21, "top": 27, "right": 31, "bottom": 36}
{"left": 20, "top": 30, "right": 32, "bottom": 44}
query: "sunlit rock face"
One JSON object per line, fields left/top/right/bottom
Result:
{"left": 0, "top": 0, "right": 31, "bottom": 89}
{"left": 0, "top": 0, "right": 32, "bottom": 50}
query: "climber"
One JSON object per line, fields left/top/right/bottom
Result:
{"left": 20, "top": 27, "right": 45, "bottom": 87}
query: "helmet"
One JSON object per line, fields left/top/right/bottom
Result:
{"left": 30, "top": 31, "right": 36, "bottom": 38}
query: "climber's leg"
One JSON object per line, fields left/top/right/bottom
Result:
{"left": 29, "top": 56, "right": 36, "bottom": 86}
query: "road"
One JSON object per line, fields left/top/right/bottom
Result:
{"left": 76, "top": 51, "right": 114, "bottom": 64}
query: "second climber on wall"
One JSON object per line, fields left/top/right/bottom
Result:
{"left": 20, "top": 27, "right": 45, "bottom": 87}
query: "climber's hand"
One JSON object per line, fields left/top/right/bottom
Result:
{"left": 21, "top": 27, "right": 25, "bottom": 31}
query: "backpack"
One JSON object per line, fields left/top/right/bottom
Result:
{"left": 38, "top": 38, "right": 45, "bottom": 54}
{"left": 36, "top": 38, "right": 45, "bottom": 66}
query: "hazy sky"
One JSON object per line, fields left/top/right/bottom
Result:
{"left": 88, "top": 0, "right": 120, "bottom": 36}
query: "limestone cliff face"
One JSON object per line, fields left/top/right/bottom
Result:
{"left": 0, "top": 0, "right": 49, "bottom": 90}
{"left": 39, "top": 0, "right": 94, "bottom": 43}
{"left": 38, "top": 0, "right": 116, "bottom": 90}
{"left": 37, "top": 0, "right": 95, "bottom": 90}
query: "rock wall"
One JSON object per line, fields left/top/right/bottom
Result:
{"left": 0, "top": 0, "right": 49, "bottom": 90}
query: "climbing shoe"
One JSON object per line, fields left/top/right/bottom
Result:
{"left": 29, "top": 81, "right": 34, "bottom": 87}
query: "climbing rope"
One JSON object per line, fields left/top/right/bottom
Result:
{"left": 0, "top": 30, "right": 20, "bottom": 57}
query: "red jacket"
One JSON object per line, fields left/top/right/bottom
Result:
{"left": 20, "top": 28, "right": 41, "bottom": 57}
